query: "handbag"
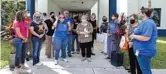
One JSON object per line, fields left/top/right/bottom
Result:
{"left": 96, "top": 33, "right": 104, "bottom": 43}
{"left": 119, "top": 35, "right": 129, "bottom": 51}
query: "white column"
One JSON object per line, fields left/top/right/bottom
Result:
{"left": 91, "top": 2, "right": 98, "bottom": 20}
{"left": 117, "top": 0, "right": 128, "bottom": 16}
{"left": 37, "top": 0, "right": 48, "bottom": 13}
{"left": 98, "top": 0, "right": 109, "bottom": 26}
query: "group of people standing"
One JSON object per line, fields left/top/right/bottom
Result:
{"left": 99, "top": 7, "right": 158, "bottom": 74}
{"left": 11, "top": 7, "right": 157, "bottom": 74}
{"left": 12, "top": 10, "right": 98, "bottom": 74}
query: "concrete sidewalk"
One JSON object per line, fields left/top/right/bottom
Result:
{"left": 0, "top": 41, "right": 166, "bottom": 74}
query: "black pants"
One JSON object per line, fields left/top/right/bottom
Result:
{"left": 80, "top": 42, "right": 91, "bottom": 58}
{"left": 129, "top": 47, "right": 142, "bottom": 74}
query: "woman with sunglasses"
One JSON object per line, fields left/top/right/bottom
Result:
{"left": 30, "top": 12, "right": 45, "bottom": 66}
{"left": 52, "top": 14, "right": 70, "bottom": 65}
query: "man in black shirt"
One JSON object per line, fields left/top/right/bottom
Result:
{"left": 44, "top": 12, "right": 56, "bottom": 58}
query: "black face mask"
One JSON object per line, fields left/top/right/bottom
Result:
{"left": 51, "top": 15, "right": 55, "bottom": 19}
{"left": 51, "top": 15, "right": 56, "bottom": 21}
{"left": 130, "top": 19, "right": 135, "bottom": 24}
{"left": 102, "top": 19, "right": 107, "bottom": 22}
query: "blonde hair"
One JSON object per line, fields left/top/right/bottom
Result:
{"left": 33, "top": 12, "right": 42, "bottom": 20}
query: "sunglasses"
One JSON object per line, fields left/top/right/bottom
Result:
{"left": 35, "top": 16, "right": 40, "bottom": 18}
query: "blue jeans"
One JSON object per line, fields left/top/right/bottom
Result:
{"left": 137, "top": 55, "right": 152, "bottom": 74}
{"left": 31, "top": 37, "right": 43, "bottom": 65}
{"left": 72, "top": 35, "right": 80, "bottom": 52}
{"left": 67, "top": 34, "right": 73, "bottom": 55}
{"left": 53, "top": 36, "right": 68, "bottom": 60}
{"left": 14, "top": 38, "right": 27, "bottom": 67}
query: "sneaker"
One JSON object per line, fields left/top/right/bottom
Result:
{"left": 91, "top": 52, "right": 95, "bottom": 55}
{"left": 61, "top": 58, "right": 69, "bottom": 63}
{"left": 14, "top": 68, "right": 20, "bottom": 74}
{"left": 20, "top": 65, "right": 29, "bottom": 70}
{"left": 68, "top": 54, "right": 72, "bottom": 57}
{"left": 54, "top": 60, "right": 58, "bottom": 65}
{"left": 81, "top": 57, "right": 86, "bottom": 61}
{"left": 76, "top": 51, "right": 80, "bottom": 54}
{"left": 103, "top": 53, "right": 107, "bottom": 55}
{"left": 87, "top": 58, "right": 91, "bottom": 62}
{"left": 105, "top": 57, "right": 110, "bottom": 59}
{"left": 36, "top": 62, "right": 43, "bottom": 66}
{"left": 71, "top": 51, "right": 75, "bottom": 54}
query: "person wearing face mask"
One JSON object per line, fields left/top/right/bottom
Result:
{"left": 23, "top": 10, "right": 33, "bottom": 61}
{"left": 130, "top": 7, "right": 158, "bottom": 74}
{"left": 100, "top": 16, "right": 108, "bottom": 55}
{"left": 64, "top": 10, "right": 74, "bottom": 57}
{"left": 76, "top": 15, "right": 93, "bottom": 62}
{"left": 50, "top": 12, "right": 56, "bottom": 22}
{"left": 30, "top": 12, "right": 45, "bottom": 66}
{"left": 106, "top": 13, "right": 120, "bottom": 59}
{"left": 13, "top": 11, "right": 29, "bottom": 74}
{"left": 89, "top": 13, "right": 98, "bottom": 55}
{"left": 127, "top": 14, "right": 142, "bottom": 74}
{"left": 44, "top": 12, "right": 56, "bottom": 58}
{"left": 71, "top": 16, "right": 81, "bottom": 54}
{"left": 52, "top": 14, "right": 70, "bottom": 65}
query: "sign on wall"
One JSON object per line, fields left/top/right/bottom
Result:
{"left": 150, "top": 8, "right": 161, "bottom": 27}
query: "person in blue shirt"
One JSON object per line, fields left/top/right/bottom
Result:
{"left": 106, "top": 13, "right": 120, "bottom": 59}
{"left": 130, "top": 7, "right": 158, "bottom": 74}
{"left": 64, "top": 10, "right": 73, "bottom": 57}
{"left": 52, "top": 14, "right": 70, "bottom": 65}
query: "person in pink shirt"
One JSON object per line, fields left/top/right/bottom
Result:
{"left": 13, "top": 11, "right": 29, "bottom": 74}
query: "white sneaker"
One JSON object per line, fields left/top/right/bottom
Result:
{"left": 81, "top": 57, "right": 86, "bottom": 61}
{"left": 36, "top": 62, "right": 43, "bottom": 66}
{"left": 54, "top": 60, "right": 58, "bottom": 65}
{"left": 61, "top": 58, "right": 68, "bottom": 63}
{"left": 87, "top": 58, "right": 91, "bottom": 62}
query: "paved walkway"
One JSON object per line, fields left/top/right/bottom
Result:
{"left": 0, "top": 41, "right": 166, "bottom": 74}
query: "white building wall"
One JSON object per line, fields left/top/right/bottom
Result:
{"left": 37, "top": 0, "right": 48, "bottom": 13}
{"left": 98, "top": 0, "right": 109, "bottom": 26}
{"left": 91, "top": 2, "right": 98, "bottom": 20}
{"left": 151, "top": 0, "right": 166, "bottom": 29}
{"left": 126, "top": 0, "right": 166, "bottom": 29}
{"left": 48, "top": 0, "right": 62, "bottom": 16}
{"left": 117, "top": 0, "right": 128, "bottom": 16}
{"left": 35, "top": 0, "right": 62, "bottom": 16}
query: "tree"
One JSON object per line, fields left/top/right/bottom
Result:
{"left": 1, "top": 1, "right": 25, "bottom": 26}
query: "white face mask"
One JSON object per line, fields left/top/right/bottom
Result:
{"left": 27, "top": 13, "right": 30, "bottom": 17}
{"left": 112, "top": 17, "right": 115, "bottom": 20}
{"left": 82, "top": 19, "right": 87, "bottom": 23}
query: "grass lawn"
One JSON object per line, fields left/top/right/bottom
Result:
{"left": 124, "top": 37, "right": 166, "bottom": 69}
{"left": 158, "top": 37, "right": 166, "bottom": 41}
{"left": 0, "top": 41, "right": 12, "bottom": 69}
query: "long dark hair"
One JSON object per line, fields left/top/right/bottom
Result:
{"left": 15, "top": 11, "right": 25, "bottom": 22}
